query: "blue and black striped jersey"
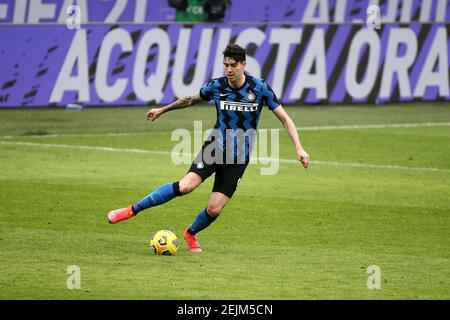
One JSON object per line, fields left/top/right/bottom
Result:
{"left": 199, "top": 74, "right": 280, "bottom": 163}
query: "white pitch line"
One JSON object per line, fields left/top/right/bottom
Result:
{"left": 0, "top": 141, "right": 171, "bottom": 156}
{"left": 1, "top": 140, "right": 449, "bottom": 174}
{"left": 0, "top": 132, "right": 152, "bottom": 139}
{"left": 1, "top": 122, "right": 449, "bottom": 138}
{"left": 297, "top": 122, "right": 450, "bottom": 131}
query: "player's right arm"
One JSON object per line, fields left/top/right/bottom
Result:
{"left": 146, "top": 93, "right": 202, "bottom": 121}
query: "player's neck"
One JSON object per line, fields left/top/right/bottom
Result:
{"left": 228, "top": 74, "right": 246, "bottom": 89}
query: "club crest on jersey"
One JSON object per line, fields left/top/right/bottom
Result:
{"left": 247, "top": 91, "right": 256, "bottom": 102}
{"left": 220, "top": 101, "right": 258, "bottom": 112}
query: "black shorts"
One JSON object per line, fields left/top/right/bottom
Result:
{"left": 187, "top": 141, "right": 249, "bottom": 198}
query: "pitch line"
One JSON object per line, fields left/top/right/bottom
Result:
{"left": 1, "top": 122, "right": 449, "bottom": 138}
{"left": 1, "top": 140, "right": 449, "bottom": 174}
{"left": 0, "top": 141, "right": 170, "bottom": 155}
{"left": 297, "top": 122, "right": 450, "bottom": 131}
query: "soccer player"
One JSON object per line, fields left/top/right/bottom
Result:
{"left": 107, "top": 44, "right": 310, "bottom": 252}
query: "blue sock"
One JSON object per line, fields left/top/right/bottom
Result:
{"left": 132, "top": 182, "right": 181, "bottom": 214}
{"left": 188, "top": 208, "right": 217, "bottom": 235}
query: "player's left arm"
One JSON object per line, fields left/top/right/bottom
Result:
{"left": 272, "top": 105, "right": 310, "bottom": 169}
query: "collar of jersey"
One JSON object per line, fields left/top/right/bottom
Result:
{"left": 226, "top": 74, "right": 248, "bottom": 92}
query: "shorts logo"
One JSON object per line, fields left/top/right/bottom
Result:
{"left": 236, "top": 178, "right": 241, "bottom": 188}
{"left": 196, "top": 162, "right": 204, "bottom": 169}
{"left": 247, "top": 91, "right": 256, "bottom": 102}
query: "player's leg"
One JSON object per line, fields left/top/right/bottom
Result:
{"left": 108, "top": 145, "right": 217, "bottom": 224}
{"left": 184, "top": 192, "right": 230, "bottom": 252}
{"left": 107, "top": 181, "right": 183, "bottom": 224}
{"left": 131, "top": 171, "right": 204, "bottom": 213}
{"left": 107, "top": 173, "right": 203, "bottom": 224}
{"left": 206, "top": 192, "right": 230, "bottom": 218}
{"left": 178, "top": 172, "right": 203, "bottom": 194}
{"left": 184, "top": 163, "right": 247, "bottom": 252}
{"left": 188, "top": 192, "right": 230, "bottom": 234}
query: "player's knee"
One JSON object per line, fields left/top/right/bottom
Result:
{"left": 206, "top": 205, "right": 222, "bottom": 218}
{"left": 179, "top": 174, "right": 202, "bottom": 195}
{"left": 179, "top": 181, "right": 196, "bottom": 195}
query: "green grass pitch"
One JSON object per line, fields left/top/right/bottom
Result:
{"left": 0, "top": 103, "right": 449, "bottom": 299}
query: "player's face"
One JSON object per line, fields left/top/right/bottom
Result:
{"left": 223, "top": 57, "right": 246, "bottom": 82}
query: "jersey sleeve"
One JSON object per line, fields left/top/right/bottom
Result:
{"left": 262, "top": 81, "right": 280, "bottom": 110}
{"left": 199, "top": 80, "right": 214, "bottom": 101}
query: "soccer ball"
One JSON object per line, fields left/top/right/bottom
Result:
{"left": 150, "top": 230, "right": 179, "bottom": 256}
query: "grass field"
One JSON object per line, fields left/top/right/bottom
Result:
{"left": 0, "top": 102, "right": 449, "bottom": 300}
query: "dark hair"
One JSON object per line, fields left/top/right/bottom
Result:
{"left": 223, "top": 44, "right": 246, "bottom": 63}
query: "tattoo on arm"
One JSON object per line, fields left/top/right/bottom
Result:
{"left": 185, "top": 93, "right": 202, "bottom": 106}
{"left": 167, "top": 94, "right": 201, "bottom": 111}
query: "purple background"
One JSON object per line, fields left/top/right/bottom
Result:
{"left": 0, "top": 0, "right": 449, "bottom": 23}
{"left": 1, "top": 23, "right": 449, "bottom": 107}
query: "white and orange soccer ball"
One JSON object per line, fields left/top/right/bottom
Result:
{"left": 150, "top": 230, "right": 179, "bottom": 256}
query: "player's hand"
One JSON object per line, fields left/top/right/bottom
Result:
{"left": 146, "top": 108, "right": 164, "bottom": 121}
{"left": 297, "top": 149, "right": 310, "bottom": 169}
